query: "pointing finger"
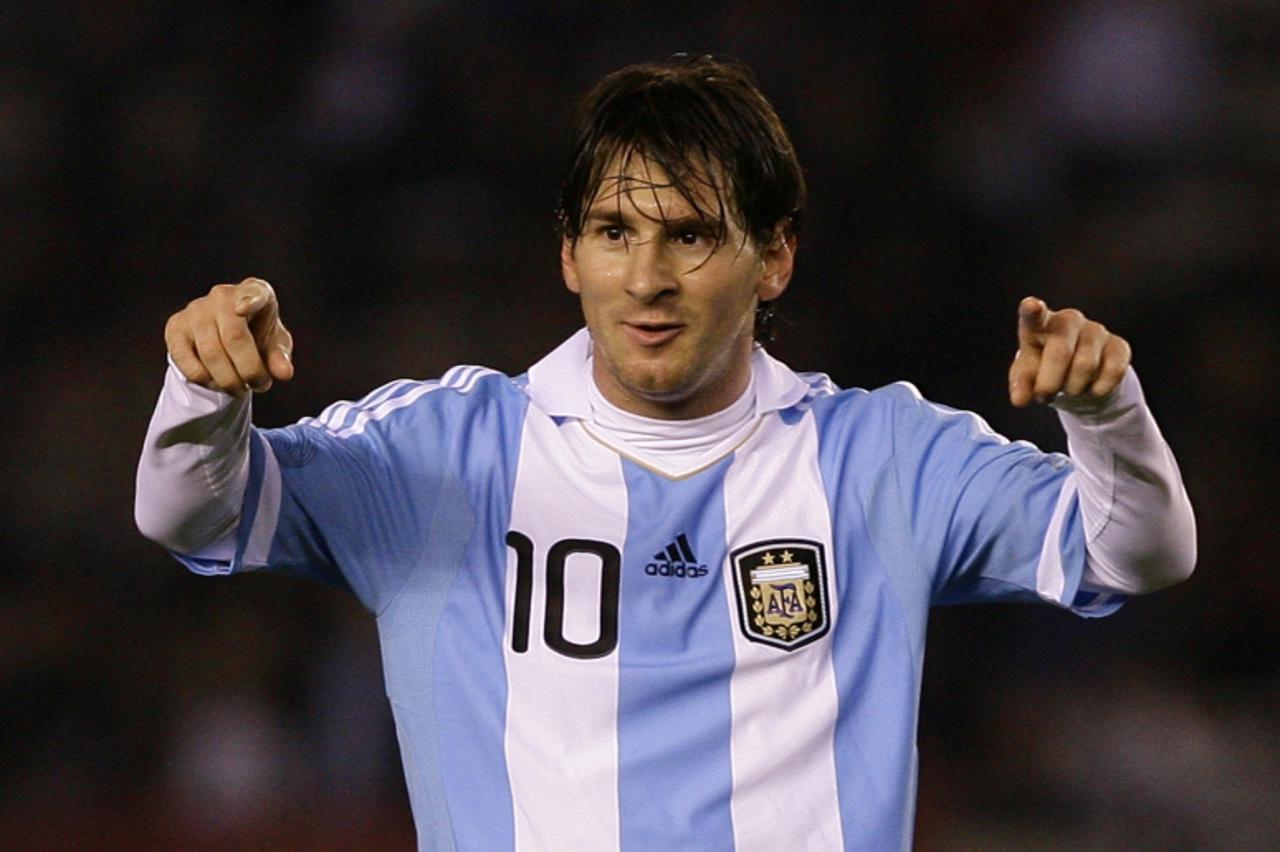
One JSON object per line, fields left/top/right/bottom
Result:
{"left": 1017, "top": 296, "right": 1051, "bottom": 349}
{"left": 233, "top": 277, "right": 275, "bottom": 319}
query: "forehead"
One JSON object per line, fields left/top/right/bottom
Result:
{"left": 587, "top": 149, "right": 734, "bottom": 223}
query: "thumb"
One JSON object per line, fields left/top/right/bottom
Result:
{"left": 1017, "top": 296, "right": 1051, "bottom": 348}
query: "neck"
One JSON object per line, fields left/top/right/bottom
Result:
{"left": 585, "top": 364, "right": 760, "bottom": 478}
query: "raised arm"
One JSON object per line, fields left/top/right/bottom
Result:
{"left": 134, "top": 277, "right": 294, "bottom": 555}
{"left": 1007, "top": 296, "right": 1196, "bottom": 593}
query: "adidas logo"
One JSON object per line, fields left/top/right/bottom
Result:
{"left": 644, "top": 533, "right": 709, "bottom": 578}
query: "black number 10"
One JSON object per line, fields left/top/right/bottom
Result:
{"left": 506, "top": 531, "right": 621, "bottom": 659}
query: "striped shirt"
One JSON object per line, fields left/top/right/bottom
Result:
{"left": 159, "top": 329, "right": 1131, "bottom": 851}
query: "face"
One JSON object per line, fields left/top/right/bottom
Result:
{"left": 561, "top": 155, "right": 794, "bottom": 419}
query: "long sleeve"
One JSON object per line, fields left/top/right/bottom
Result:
{"left": 134, "top": 361, "right": 251, "bottom": 560}
{"left": 1054, "top": 368, "right": 1196, "bottom": 594}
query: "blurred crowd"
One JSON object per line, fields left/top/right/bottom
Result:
{"left": 1, "top": 1, "right": 1277, "bottom": 849}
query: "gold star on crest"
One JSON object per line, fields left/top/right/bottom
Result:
{"left": 761, "top": 551, "right": 776, "bottom": 565}
{"left": 780, "top": 550, "right": 794, "bottom": 563}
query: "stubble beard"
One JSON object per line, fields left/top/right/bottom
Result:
{"left": 595, "top": 329, "right": 750, "bottom": 418}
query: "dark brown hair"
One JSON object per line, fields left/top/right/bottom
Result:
{"left": 557, "top": 55, "right": 806, "bottom": 343}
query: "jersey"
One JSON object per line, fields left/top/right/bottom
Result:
{"left": 171, "top": 329, "right": 1123, "bottom": 851}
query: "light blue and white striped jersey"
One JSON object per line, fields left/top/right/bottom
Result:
{"left": 175, "top": 329, "right": 1122, "bottom": 851}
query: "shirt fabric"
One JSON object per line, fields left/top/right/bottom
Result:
{"left": 139, "top": 329, "right": 1186, "bottom": 851}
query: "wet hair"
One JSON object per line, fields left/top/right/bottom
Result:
{"left": 557, "top": 55, "right": 806, "bottom": 344}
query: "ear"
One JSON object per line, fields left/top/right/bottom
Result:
{"left": 561, "top": 238, "right": 581, "bottom": 294}
{"left": 756, "top": 229, "right": 797, "bottom": 302}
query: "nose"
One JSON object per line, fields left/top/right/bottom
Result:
{"left": 623, "top": 239, "right": 677, "bottom": 303}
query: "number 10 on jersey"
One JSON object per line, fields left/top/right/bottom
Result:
{"left": 505, "top": 531, "right": 621, "bottom": 660}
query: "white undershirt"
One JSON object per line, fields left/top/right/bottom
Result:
{"left": 584, "top": 365, "right": 759, "bottom": 478}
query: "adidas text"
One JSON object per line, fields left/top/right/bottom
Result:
{"left": 644, "top": 561, "right": 708, "bottom": 578}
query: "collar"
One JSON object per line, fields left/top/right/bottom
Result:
{"left": 525, "top": 327, "right": 812, "bottom": 420}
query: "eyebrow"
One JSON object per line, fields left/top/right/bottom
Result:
{"left": 583, "top": 205, "right": 724, "bottom": 235}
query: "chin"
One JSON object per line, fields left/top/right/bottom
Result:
{"left": 620, "top": 366, "right": 689, "bottom": 400}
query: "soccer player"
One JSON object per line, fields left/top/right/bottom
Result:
{"left": 136, "top": 56, "right": 1195, "bottom": 850}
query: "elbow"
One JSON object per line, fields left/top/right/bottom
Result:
{"left": 134, "top": 494, "right": 185, "bottom": 552}
{"left": 1168, "top": 521, "right": 1197, "bottom": 587}
{"left": 1132, "top": 540, "right": 1196, "bottom": 593}
{"left": 1127, "top": 502, "right": 1198, "bottom": 594}
{"left": 1155, "top": 491, "right": 1198, "bottom": 590}
{"left": 1083, "top": 497, "right": 1197, "bottom": 595}
{"left": 134, "top": 487, "right": 236, "bottom": 556}
{"left": 135, "top": 491, "right": 165, "bottom": 546}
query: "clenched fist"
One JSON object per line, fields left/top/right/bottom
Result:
{"left": 1008, "top": 297, "right": 1131, "bottom": 408}
{"left": 164, "top": 277, "right": 294, "bottom": 396}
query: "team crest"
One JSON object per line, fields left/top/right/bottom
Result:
{"left": 730, "top": 539, "right": 830, "bottom": 651}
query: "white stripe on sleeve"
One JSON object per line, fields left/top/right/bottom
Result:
{"left": 1035, "top": 472, "right": 1078, "bottom": 604}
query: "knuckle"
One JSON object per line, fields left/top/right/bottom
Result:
{"left": 163, "top": 314, "right": 183, "bottom": 345}
{"left": 1079, "top": 322, "right": 1105, "bottom": 344}
{"left": 192, "top": 329, "right": 222, "bottom": 357}
{"left": 222, "top": 323, "right": 251, "bottom": 345}
{"left": 182, "top": 361, "right": 211, "bottom": 383}
{"left": 1072, "top": 347, "right": 1100, "bottom": 369}
{"left": 240, "top": 356, "right": 267, "bottom": 377}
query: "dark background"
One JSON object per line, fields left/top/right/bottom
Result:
{"left": 2, "top": 2, "right": 1276, "bottom": 849}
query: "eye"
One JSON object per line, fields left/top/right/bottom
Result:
{"left": 602, "top": 225, "right": 624, "bottom": 242}
{"left": 676, "top": 230, "right": 702, "bottom": 247}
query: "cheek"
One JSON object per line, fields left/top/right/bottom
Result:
{"left": 705, "top": 266, "right": 762, "bottom": 317}
{"left": 573, "top": 259, "right": 625, "bottom": 298}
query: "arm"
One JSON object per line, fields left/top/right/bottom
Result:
{"left": 1010, "top": 298, "right": 1196, "bottom": 594}
{"left": 134, "top": 364, "right": 250, "bottom": 557}
{"left": 134, "top": 277, "right": 294, "bottom": 555}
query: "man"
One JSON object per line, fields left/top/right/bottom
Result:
{"left": 137, "top": 56, "right": 1195, "bottom": 850}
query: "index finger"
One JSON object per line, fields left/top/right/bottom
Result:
{"left": 1018, "top": 296, "right": 1052, "bottom": 348}
{"left": 232, "top": 277, "right": 276, "bottom": 319}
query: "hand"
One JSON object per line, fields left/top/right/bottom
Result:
{"left": 1008, "top": 297, "right": 1130, "bottom": 407}
{"left": 164, "top": 277, "right": 294, "bottom": 395}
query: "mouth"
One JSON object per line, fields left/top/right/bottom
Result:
{"left": 623, "top": 321, "right": 685, "bottom": 347}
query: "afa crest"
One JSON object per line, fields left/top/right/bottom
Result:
{"left": 730, "top": 539, "right": 830, "bottom": 651}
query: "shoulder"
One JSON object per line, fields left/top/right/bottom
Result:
{"left": 807, "top": 379, "right": 1019, "bottom": 458}
{"left": 804, "top": 377, "right": 921, "bottom": 421}
{"left": 293, "top": 364, "right": 528, "bottom": 442}
{"left": 852, "top": 381, "right": 1003, "bottom": 438}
